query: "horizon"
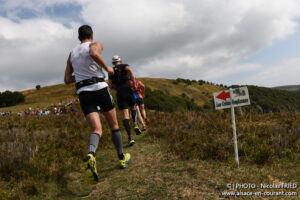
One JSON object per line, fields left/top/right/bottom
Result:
{"left": 4, "top": 77, "right": 300, "bottom": 93}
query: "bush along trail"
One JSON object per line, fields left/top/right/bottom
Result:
{"left": 0, "top": 107, "right": 299, "bottom": 199}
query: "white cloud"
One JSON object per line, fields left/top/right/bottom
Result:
{"left": 136, "top": 52, "right": 262, "bottom": 81}
{"left": 0, "top": 16, "right": 78, "bottom": 91}
{"left": 78, "top": 0, "right": 300, "bottom": 84}
{"left": 244, "top": 58, "right": 300, "bottom": 87}
{"left": 1, "top": 0, "right": 300, "bottom": 91}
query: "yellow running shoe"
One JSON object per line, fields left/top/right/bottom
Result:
{"left": 83, "top": 153, "right": 99, "bottom": 183}
{"left": 119, "top": 153, "right": 131, "bottom": 169}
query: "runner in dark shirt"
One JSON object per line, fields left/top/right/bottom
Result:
{"left": 109, "top": 55, "right": 142, "bottom": 146}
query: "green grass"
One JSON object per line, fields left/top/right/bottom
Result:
{"left": 0, "top": 110, "right": 299, "bottom": 199}
{"left": 11, "top": 134, "right": 297, "bottom": 200}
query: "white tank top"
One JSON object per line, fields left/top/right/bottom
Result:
{"left": 70, "top": 41, "right": 108, "bottom": 94}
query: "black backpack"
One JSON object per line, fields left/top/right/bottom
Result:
{"left": 112, "top": 64, "right": 129, "bottom": 86}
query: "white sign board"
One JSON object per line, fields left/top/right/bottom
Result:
{"left": 213, "top": 87, "right": 251, "bottom": 167}
{"left": 213, "top": 87, "right": 250, "bottom": 110}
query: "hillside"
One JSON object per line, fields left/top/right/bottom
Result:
{"left": 0, "top": 78, "right": 223, "bottom": 113}
{"left": 140, "top": 78, "right": 221, "bottom": 106}
{"left": 273, "top": 85, "right": 300, "bottom": 92}
{"left": 2, "top": 78, "right": 300, "bottom": 114}
{"left": 0, "top": 78, "right": 299, "bottom": 199}
{"left": 0, "top": 106, "right": 299, "bottom": 199}
{"left": 0, "top": 83, "right": 77, "bottom": 113}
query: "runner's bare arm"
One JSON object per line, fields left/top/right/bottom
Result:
{"left": 89, "top": 42, "right": 114, "bottom": 75}
{"left": 64, "top": 54, "right": 76, "bottom": 84}
{"left": 125, "top": 66, "right": 136, "bottom": 90}
{"left": 140, "top": 82, "right": 145, "bottom": 96}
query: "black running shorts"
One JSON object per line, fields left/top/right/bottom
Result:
{"left": 135, "top": 98, "right": 144, "bottom": 106}
{"left": 78, "top": 87, "right": 114, "bottom": 116}
{"left": 116, "top": 87, "right": 136, "bottom": 110}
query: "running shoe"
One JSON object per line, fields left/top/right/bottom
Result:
{"left": 128, "top": 138, "right": 135, "bottom": 146}
{"left": 134, "top": 124, "right": 142, "bottom": 135}
{"left": 119, "top": 153, "right": 131, "bottom": 169}
{"left": 83, "top": 153, "right": 99, "bottom": 183}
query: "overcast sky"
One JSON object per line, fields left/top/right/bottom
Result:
{"left": 1, "top": 0, "right": 300, "bottom": 92}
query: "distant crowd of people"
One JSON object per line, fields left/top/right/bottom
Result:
{"left": 0, "top": 111, "right": 11, "bottom": 116}
{"left": 0, "top": 98, "right": 79, "bottom": 117}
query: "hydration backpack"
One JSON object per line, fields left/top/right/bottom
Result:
{"left": 111, "top": 64, "right": 130, "bottom": 87}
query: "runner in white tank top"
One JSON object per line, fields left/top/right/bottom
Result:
{"left": 64, "top": 25, "right": 132, "bottom": 184}
{"left": 70, "top": 41, "right": 108, "bottom": 94}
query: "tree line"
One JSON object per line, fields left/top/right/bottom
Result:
{"left": 144, "top": 87, "right": 202, "bottom": 113}
{"left": 0, "top": 91, "right": 25, "bottom": 107}
{"left": 173, "top": 78, "right": 226, "bottom": 87}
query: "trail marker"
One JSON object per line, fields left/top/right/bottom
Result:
{"left": 213, "top": 87, "right": 251, "bottom": 167}
{"left": 214, "top": 87, "right": 250, "bottom": 110}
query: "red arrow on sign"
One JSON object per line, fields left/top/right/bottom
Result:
{"left": 216, "top": 91, "right": 230, "bottom": 101}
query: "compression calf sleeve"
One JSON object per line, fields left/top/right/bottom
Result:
{"left": 112, "top": 129, "right": 124, "bottom": 160}
{"left": 131, "top": 109, "right": 137, "bottom": 123}
{"left": 88, "top": 133, "right": 100, "bottom": 156}
{"left": 122, "top": 119, "right": 131, "bottom": 137}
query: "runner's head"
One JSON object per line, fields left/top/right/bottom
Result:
{"left": 78, "top": 25, "right": 93, "bottom": 42}
{"left": 112, "top": 55, "right": 122, "bottom": 65}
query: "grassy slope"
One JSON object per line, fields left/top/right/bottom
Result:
{"left": 140, "top": 78, "right": 221, "bottom": 106}
{"left": 0, "top": 83, "right": 77, "bottom": 112}
{"left": 58, "top": 135, "right": 300, "bottom": 200}
{"left": 0, "top": 78, "right": 222, "bottom": 113}
{"left": 0, "top": 79, "right": 299, "bottom": 199}
{"left": 1, "top": 116, "right": 299, "bottom": 199}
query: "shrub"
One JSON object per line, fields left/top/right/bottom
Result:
{"left": 0, "top": 91, "right": 25, "bottom": 107}
{"left": 144, "top": 88, "right": 201, "bottom": 112}
{"left": 198, "top": 80, "right": 205, "bottom": 85}
{"left": 147, "top": 112, "right": 300, "bottom": 165}
{"left": 0, "top": 105, "right": 112, "bottom": 198}
{"left": 172, "top": 78, "right": 193, "bottom": 85}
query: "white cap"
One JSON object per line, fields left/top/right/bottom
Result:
{"left": 112, "top": 55, "right": 121, "bottom": 62}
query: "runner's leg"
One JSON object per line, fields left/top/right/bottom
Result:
{"left": 101, "top": 87, "right": 131, "bottom": 166}
{"left": 103, "top": 108, "right": 124, "bottom": 160}
{"left": 121, "top": 109, "right": 133, "bottom": 139}
{"left": 130, "top": 104, "right": 138, "bottom": 124}
{"left": 136, "top": 106, "right": 146, "bottom": 130}
{"left": 139, "top": 103, "right": 146, "bottom": 119}
{"left": 85, "top": 112, "right": 102, "bottom": 155}
{"left": 139, "top": 103, "right": 149, "bottom": 124}
{"left": 83, "top": 112, "right": 101, "bottom": 182}
{"left": 136, "top": 106, "right": 145, "bottom": 126}
{"left": 130, "top": 105, "right": 142, "bottom": 135}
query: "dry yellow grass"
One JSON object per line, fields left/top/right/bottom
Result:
{"left": 139, "top": 77, "right": 223, "bottom": 106}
